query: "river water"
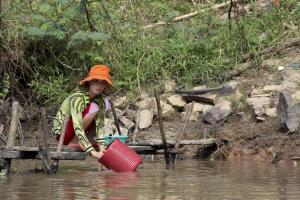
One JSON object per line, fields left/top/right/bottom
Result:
{"left": 1, "top": 159, "right": 300, "bottom": 200}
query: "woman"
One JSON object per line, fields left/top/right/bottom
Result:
{"left": 51, "top": 65, "right": 112, "bottom": 166}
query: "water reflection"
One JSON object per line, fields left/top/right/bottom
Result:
{"left": 104, "top": 172, "right": 139, "bottom": 189}
{"left": 1, "top": 160, "right": 300, "bottom": 200}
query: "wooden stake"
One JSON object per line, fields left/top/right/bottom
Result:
{"left": 170, "top": 102, "right": 194, "bottom": 166}
{"left": 37, "top": 109, "right": 53, "bottom": 174}
{"left": 7, "top": 101, "right": 19, "bottom": 147}
{"left": 132, "top": 110, "right": 141, "bottom": 143}
{"left": 154, "top": 88, "right": 172, "bottom": 169}
{"left": 51, "top": 119, "right": 68, "bottom": 172}
{"left": 174, "top": 102, "right": 194, "bottom": 150}
{"left": 1, "top": 101, "right": 19, "bottom": 175}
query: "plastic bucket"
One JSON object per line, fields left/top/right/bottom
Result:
{"left": 98, "top": 138, "right": 142, "bottom": 172}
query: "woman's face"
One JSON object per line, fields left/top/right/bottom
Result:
{"left": 88, "top": 79, "right": 107, "bottom": 97}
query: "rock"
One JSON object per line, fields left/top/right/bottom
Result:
{"left": 282, "top": 69, "right": 300, "bottom": 84}
{"left": 184, "top": 102, "right": 213, "bottom": 113}
{"left": 181, "top": 111, "right": 200, "bottom": 121}
{"left": 256, "top": 116, "right": 266, "bottom": 122}
{"left": 246, "top": 97, "right": 272, "bottom": 116}
{"left": 138, "top": 92, "right": 150, "bottom": 101}
{"left": 203, "top": 100, "right": 232, "bottom": 124}
{"left": 120, "top": 127, "right": 129, "bottom": 136}
{"left": 277, "top": 91, "right": 300, "bottom": 132}
{"left": 263, "top": 85, "right": 283, "bottom": 92}
{"left": 291, "top": 91, "right": 300, "bottom": 102}
{"left": 265, "top": 107, "right": 277, "bottom": 117}
{"left": 167, "top": 94, "right": 186, "bottom": 108}
{"left": 281, "top": 80, "right": 298, "bottom": 90}
{"left": 135, "top": 97, "right": 152, "bottom": 109}
{"left": 277, "top": 66, "right": 284, "bottom": 71}
{"left": 124, "top": 109, "right": 136, "bottom": 121}
{"left": 237, "top": 112, "right": 247, "bottom": 120}
{"left": 119, "top": 116, "right": 135, "bottom": 130}
{"left": 219, "top": 81, "right": 238, "bottom": 95}
{"left": 182, "top": 93, "right": 217, "bottom": 105}
{"left": 114, "top": 96, "right": 127, "bottom": 108}
{"left": 164, "top": 80, "right": 176, "bottom": 93}
{"left": 107, "top": 108, "right": 122, "bottom": 119}
{"left": 138, "top": 110, "right": 154, "bottom": 129}
{"left": 150, "top": 98, "right": 176, "bottom": 118}
{"left": 104, "top": 118, "right": 117, "bottom": 135}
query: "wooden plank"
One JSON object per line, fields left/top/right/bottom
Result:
{"left": 1, "top": 146, "right": 83, "bottom": 152}
{"left": 2, "top": 145, "right": 159, "bottom": 152}
{"left": 135, "top": 139, "right": 216, "bottom": 146}
{"left": 129, "top": 145, "right": 158, "bottom": 154}
{"left": 49, "top": 152, "right": 86, "bottom": 160}
{"left": 0, "top": 150, "right": 86, "bottom": 160}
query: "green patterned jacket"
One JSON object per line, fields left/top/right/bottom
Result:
{"left": 51, "top": 90, "right": 105, "bottom": 154}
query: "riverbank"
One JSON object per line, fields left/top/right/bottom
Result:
{"left": 1, "top": 41, "right": 300, "bottom": 166}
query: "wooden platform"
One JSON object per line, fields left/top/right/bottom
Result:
{"left": 0, "top": 139, "right": 216, "bottom": 160}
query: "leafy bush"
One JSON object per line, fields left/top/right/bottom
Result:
{"left": 1, "top": 0, "right": 299, "bottom": 106}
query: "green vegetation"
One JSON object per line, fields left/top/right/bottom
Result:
{"left": 0, "top": 0, "right": 299, "bottom": 107}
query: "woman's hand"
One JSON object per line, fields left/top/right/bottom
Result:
{"left": 91, "top": 150, "right": 104, "bottom": 159}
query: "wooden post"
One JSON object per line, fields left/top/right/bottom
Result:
{"left": 154, "top": 88, "right": 172, "bottom": 169}
{"left": 171, "top": 102, "right": 194, "bottom": 165}
{"left": 51, "top": 119, "right": 68, "bottom": 172}
{"left": 1, "top": 101, "right": 19, "bottom": 175}
{"left": 132, "top": 110, "right": 141, "bottom": 143}
{"left": 37, "top": 109, "right": 53, "bottom": 174}
{"left": 7, "top": 101, "right": 19, "bottom": 147}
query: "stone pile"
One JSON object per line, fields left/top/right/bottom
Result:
{"left": 105, "top": 80, "right": 239, "bottom": 135}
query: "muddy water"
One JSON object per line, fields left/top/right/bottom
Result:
{"left": 1, "top": 160, "right": 300, "bottom": 200}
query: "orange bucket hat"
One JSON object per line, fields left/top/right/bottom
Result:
{"left": 80, "top": 65, "right": 112, "bottom": 86}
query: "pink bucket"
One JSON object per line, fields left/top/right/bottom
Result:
{"left": 98, "top": 139, "right": 142, "bottom": 172}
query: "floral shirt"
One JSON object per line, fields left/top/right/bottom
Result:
{"left": 51, "top": 90, "right": 105, "bottom": 154}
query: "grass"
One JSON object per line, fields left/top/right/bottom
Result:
{"left": 1, "top": 0, "right": 300, "bottom": 107}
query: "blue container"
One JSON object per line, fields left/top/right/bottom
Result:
{"left": 104, "top": 134, "right": 128, "bottom": 145}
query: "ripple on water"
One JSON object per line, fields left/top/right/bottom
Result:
{"left": 1, "top": 160, "right": 300, "bottom": 200}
